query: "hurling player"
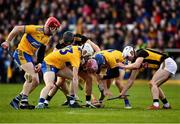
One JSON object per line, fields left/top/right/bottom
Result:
{"left": 86, "top": 49, "right": 132, "bottom": 109}
{"left": 120, "top": 46, "right": 177, "bottom": 110}
{"left": 1, "top": 17, "right": 60, "bottom": 109}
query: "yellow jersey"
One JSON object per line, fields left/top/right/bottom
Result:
{"left": 44, "top": 46, "right": 81, "bottom": 69}
{"left": 96, "top": 49, "right": 124, "bottom": 68}
{"left": 135, "top": 48, "right": 168, "bottom": 69}
{"left": 17, "top": 25, "right": 50, "bottom": 55}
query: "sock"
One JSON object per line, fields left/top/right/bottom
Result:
{"left": 124, "top": 99, "right": 130, "bottom": 105}
{"left": 14, "top": 94, "right": 22, "bottom": 102}
{"left": 44, "top": 100, "right": 49, "bottom": 105}
{"left": 46, "top": 95, "right": 52, "bottom": 102}
{"left": 21, "top": 94, "right": 28, "bottom": 104}
{"left": 86, "top": 101, "right": 91, "bottom": 104}
{"left": 161, "top": 98, "right": 170, "bottom": 107}
{"left": 38, "top": 98, "right": 45, "bottom": 104}
{"left": 86, "top": 95, "right": 91, "bottom": 102}
{"left": 99, "top": 89, "right": 105, "bottom": 101}
{"left": 70, "top": 95, "right": 75, "bottom": 105}
{"left": 153, "top": 99, "right": 159, "bottom": 107}
{"left": 98, "top": 84, "right": 104, "bottom": 92}
{"left": 86, "top": 95, "right": 91, "bottom": 104}
{"left": 66, "top": 96, "right": 70, "bottom": 101}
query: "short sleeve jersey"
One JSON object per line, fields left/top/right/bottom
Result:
{"left": 17, "top": 25, "right": 50, "bottom": 55}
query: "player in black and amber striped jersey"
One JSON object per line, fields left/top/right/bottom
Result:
{"left": 119, "top": 46, "right": 177, "bottom": 110}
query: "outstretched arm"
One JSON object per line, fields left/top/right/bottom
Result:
{"left": 120, "top": 69, "right": 139, "bottom": 96}
{"left": 86, "top": 39, "right": 101, "bottom": 52}
{"left": 1, "top": 26, "right": 25, "bottom": 49}
{"left": 122, "top": 57, "right": 144, "bottom": 70}
{"left": 70, "top": 67, "right": 79, "bottom": 95}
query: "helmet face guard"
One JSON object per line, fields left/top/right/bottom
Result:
{"left": 122, "top": 46, "right": 134, "bottom": 59}
{"left": 81, "top": 43, "right": 94, "bottom": 57}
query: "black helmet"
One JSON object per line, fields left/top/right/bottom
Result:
{"left": 63, "top": 31, "right": 74, "bottom": 45}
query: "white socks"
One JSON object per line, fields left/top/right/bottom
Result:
{"left": 153, "top": 102, "right": 159, "bottom": 107}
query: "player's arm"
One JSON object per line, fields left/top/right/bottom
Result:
{"left": 122, "top": 57, "right": 144, "bottom": 70}
{"left": 70, "top": 67, "right": 79, "bottom": 95}
{"left": 53, "top": 43, "right": 60, "bottom": 51}
{"left": 120, "top": 69, "right": 139, "bottom": 96}
{"left": 95, "top": 72, "right": 112, "bottom": 96}
{"left": 1, "top": 26, "right": 25, "bottom": 49}
{"left": 37, "top": 45, "right": 46, "bottom": 64}
{"left": 54, "top": 42, "right": 67, "bottom": 51}
{"left": 35, "top": 44, "right": 46, "bottom": 73}
{"left": 86, "top": 39, "right": 101, "bottom": 52}
{"left": 116, "top": 62, "right": 125, "bottom": 68}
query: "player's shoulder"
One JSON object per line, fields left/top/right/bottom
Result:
{"left": 136, "top": 48, "right": 149, "bottom": 58}
{"left": 113, "top": 49, "right": 122, "bottom": 54}
{"left": 26, "top": 25, "right": 43, "bottom": 30}
{"left": 72, "top": 45, "right": 81, "bottom": 49}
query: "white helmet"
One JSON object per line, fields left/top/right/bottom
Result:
{"left": 81, "top": 43, "right": 94, "bottom": 56}
{"left": 122, "top": 46, "right": 134, "bottom": 58}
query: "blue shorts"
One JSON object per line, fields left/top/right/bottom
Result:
{"left": 41, "top": 61, "right": 59, "bottom": 74}
{"left": 13, "top": 50, "right": 33, "bottom": 65}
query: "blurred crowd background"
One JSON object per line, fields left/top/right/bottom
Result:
{"left": 0, "top": 0, "right": 179, "bottom": 83}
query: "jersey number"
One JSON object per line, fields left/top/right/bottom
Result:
{"left": 59, "top": 46, "right": 73, "bottom": 55}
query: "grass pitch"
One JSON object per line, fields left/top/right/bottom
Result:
{"left": 0, "top": 80, "right": 180, "bottom": 123}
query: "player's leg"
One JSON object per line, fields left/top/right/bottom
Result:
{"left": 20, "top": 63, "right": 39, "bottom": 109}
{"left": 98, "top": 79, "right": 111, "bottom": 102}
{"left": 158, "top": 87, "right": 171, "bottom": 109}
{"left": 148, "top": 58, "right": 177, "bottom": 110}
{"left": 45, "top": 67, "right": 73, "bottom": 107}
{"left": 10, "top": 50, "right": 39, "bottom": 110}
{"left": 36, "top": 71, "right": 55, "bottom": 109}
{"left": 45, "top": 77, "right": 70, "bottom": 106}
{"left": 45, "top": 77, "right": 63, "bottom": 106}
{"left": 58, "top": 77, "right": 70, "bottom": 106}
{"left": 10, "top": 62, "right": 39, "bottom": 110}
{"left": 56, "top": 67, "right": 73, "bottom": 105}
{"left": 79, "top": 72, "right": 95, "bottom": 108}
{"left": 148, "top": 69, "right": 171, "bottom": 109}
{"left": 115, "top": 69, "right": 131, "bottom": 109}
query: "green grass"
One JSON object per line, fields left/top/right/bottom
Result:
{"left": 0, "top": 81, "right": 180, "bottom": 123}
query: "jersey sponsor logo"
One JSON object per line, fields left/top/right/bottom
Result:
{"left": 26, "top": 34, "right": 42, "bottom": 48}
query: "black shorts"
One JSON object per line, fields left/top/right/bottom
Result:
{"left": 102, "top": 67, "right": 120, "bottom": 80}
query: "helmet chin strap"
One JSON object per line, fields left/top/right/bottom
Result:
{"left": 44, "top": 27, "right": 52, "bottom": 36}
{"left": 45, "top": 27, "right": 57, "bottom": 36}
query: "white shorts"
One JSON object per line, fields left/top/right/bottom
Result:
{"left": 159, "top": 57, "right": 177, "bottom": 75}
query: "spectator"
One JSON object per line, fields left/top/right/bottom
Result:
{"left": 0, "top": 0, "right": 179, "bottom": 83}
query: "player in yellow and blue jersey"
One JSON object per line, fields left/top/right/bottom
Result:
{"left": 43, "top": 32, "right": 100, "bottom": 108}
{"left": 1, "top": 17, "right": 61, "bottom": 109}
{"left": 36, "top": 45, "right": 89, "bottom": 108}
{"left": 86, "top": 49, "right": 132, "bottom": 109}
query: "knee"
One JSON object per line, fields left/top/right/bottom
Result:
{"left": 149, "top": 80, "right": 156, "bottom": 88}
{"left": 24, "top": 73, "right": 39, "bottom": 85}
{"left": 46, "top": 83, "right": 54, "bottom": 90}
{"left": 31, "top": 75, "right": 39, "bottom": 85}
{"left": 85, "top": 76, "right": 92, "bottom": 85}
{"left": 58, "top": 78, "right": 65, "bottom": 87}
